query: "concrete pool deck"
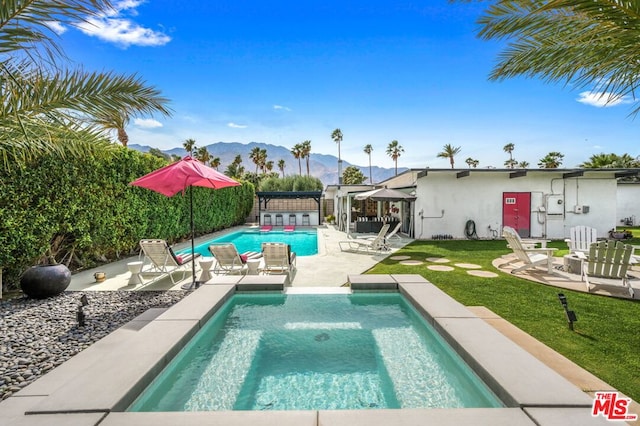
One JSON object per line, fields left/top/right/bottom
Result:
{"left": 66, "top": 225, "right": 403, "bottom": 291}
{"left": 0, "top": 275, "right": 620, "bottom": 425}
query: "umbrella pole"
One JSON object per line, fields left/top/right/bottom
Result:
{"left": 182, "top": 186, "right": 198, "bottom": 290}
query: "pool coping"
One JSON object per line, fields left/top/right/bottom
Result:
{"left": 0, "top": 275, "right": 614, "bottom": 425}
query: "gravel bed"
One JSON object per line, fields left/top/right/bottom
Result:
{"left": 0, "top": 290, "right": 188, "bottom": 401}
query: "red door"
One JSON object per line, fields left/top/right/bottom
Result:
{"left": 503, "top": 192, "right": 531, "bottom": 237}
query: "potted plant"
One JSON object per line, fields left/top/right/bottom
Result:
{"left": 20, "top": 236, "right": 71, "bottom": 299}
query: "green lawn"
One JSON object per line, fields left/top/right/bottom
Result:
{"left": 367, "top": 237, "right": 640, "bottom": 403}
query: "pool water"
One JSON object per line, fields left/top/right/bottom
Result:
{"left": 184, "top": 229, "right": 318, "bottom": 257}
{"left": 128, "top": 293, "right": 502, "bottom": 412}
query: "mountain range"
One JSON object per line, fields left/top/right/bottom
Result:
{"left": 129, "top": 141, "right": 405, "bottom": 186}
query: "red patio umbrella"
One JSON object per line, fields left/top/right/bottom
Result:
{"left": 130, "top": 156, "right": 240, "bottom": 288}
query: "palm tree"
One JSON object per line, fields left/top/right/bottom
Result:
{"left": 183, "top": 138, "right": 197, "bottom": 156}
{"left": 503, "top": 143, "right": 515, "bottom": 168}
{"left": 475, "top": 1, "right": 640, "bottom": 116}
{"left": 210, "top": 157, "right": 221, "bottom": 170}
{"left": 0, "top": 0, "right": 171, "bottom": 169}
{"left": 363, "top": 144, "right": 373, "bottom": 183}
{"left": 291, "top": 143, "right": 303, "bottom": 175}
{"left": 277, "top": 159, "right": 286, "bottom": 177}
{"left": 331, "top": 129, "right": 343, "bottom": 183}
{"left": 249, "top": 147, "right": 262, "bottom": 173}
{"left": 580, "top": 153, "right": 640, "bottom": 168}
{"left": 504, "top": 158, "right": 518, "bottom": 169}
{"left": 386, "top": 140, "right": 404, "bottom": 176}
{"left": 538, "top": 152, "right": 564, "bottom": 168}
{"left": 518, "top": 161, "right": 530, "bottom": 168}
{"left": 437, "top": 144, "right": 461, "bottom": 169}
{"left": 465, "top": 157, "right": 479, "bottom": 168}
{"left": 301, "top": 140, "right": 312, "bottom": 176}
{"left": 195, "top": 146, "right": 210, "bottom": 164}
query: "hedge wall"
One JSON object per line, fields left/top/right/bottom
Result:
{"left": 0, "top": 148, "right": 254, "bottom": 290}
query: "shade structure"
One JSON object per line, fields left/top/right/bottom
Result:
{"left": 130, "top": 156, "right": 240, "bottom": 288}
{"left": 354, "top": 187, "right": 416, "bottom": 202}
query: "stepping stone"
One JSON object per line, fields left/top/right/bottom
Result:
{"left": 426, "top": 257, "right": 450, "bottom": 263}
{"left": 399, "top": 260, "right": 424, "bottom": 266}
{"left": 455, "top": 263, "right": 482, "bottom": 269}
{"left": 427, "top": 265, "right": 455, "bottom": 272}
{"left": 467, "top": 270, "right": 499, "bottom": 278}
{"left": 390, "top": 255, "right": 411, "bottom": 261}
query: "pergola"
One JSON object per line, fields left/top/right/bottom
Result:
{"left": 255, "top": 191, "right": 323, "bottom": 226}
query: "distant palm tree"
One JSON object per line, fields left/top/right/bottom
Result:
{"left": 277, "top": 159, "right": 286, "bottom": 177}
{"left": 504, "top": 158, "right": 518, "bottom": 169}
{"left": 580, "top": 153, "right": 640, "bottom": 168}
{"left": 301, "top": 140, "right": 312, "bottom": 176}
{"left": 518, "top": 161, "right": 529, "bottom": 168}
{"left": 249, "top": 147, "right": 262, "bottom": 173}
{"left": 538, "top": 152, "right": 564, "bottom": 168}
{"left": 363, "top": 144, "right": 373, "bottom": 183}
{"left": 503, "top": 143, "right": 515, "bottom": 168}
{"left": 291, "top": 143, "right": 303, "bottom": 175}
{"left": 195, "top": 146, "right": 210, "bottom": 164}
{"left": 183, "top": 138, "right": 197, "bottom": 156}
{"left": 210, "top": 157, "right": 221, "bottom": 170}
{"left": 386, "top": 140, "right": 404, "bottom": 176}
{"left": 465, "top": 157, "right": 479, "bottom": 168}
{"left": 331, "top": 128, "right": 343, "bottom": 183}
{"left": 437, "top": 144, "right": 461, "bottom": 169}
{"left": 265, "top": 160, "right": 274, "bottom": 173}
{"left": 475, "top": 1, "right": 640, "bottom": 116}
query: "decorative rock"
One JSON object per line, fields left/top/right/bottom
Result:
{"left": 0, "top": 290, "right": 187, "bottom": 401}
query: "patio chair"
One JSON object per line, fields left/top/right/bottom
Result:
{"left": 503, "top": 226, "right": 549, "bottom": 249}
{"left": 264, "top": 214, "right": 272, "bottom": 226}
{"left": 261, "top": 242, "right": 296, "bottom": 276}
{"left": 139, "top": 239, "right": 200, "bottom": 285}
{"left": 582, "top": 240, "right": 635, "bottom": 297}
{"left": 339, "top": 224, "right": 390, "bottom": 253}
{"left": 302, "top": 214, "right": 310, "bottom": 226}
{"left": 289, "top": 214, "right": 297, "bottom": 225}
{"left": 275, "top": 214, "right": 283, "bottom": 226}
{"left": 208, "top": 243, "right": 261, "bottom": 275}
{"left": 385, "top": 222, "right": 403, "bottom": 243}
{"left": 565, "top": 226, "right": 597, "bottom": 255}
{"left": 502, "top": 227, "right": 557, "bottom": 274}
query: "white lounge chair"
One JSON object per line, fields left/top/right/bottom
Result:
{"left": 139, "top": 239, "right": 200, "bottom": 285}
{"left": 385, "top": 222, "right": 403, "bottom": 243}
{"left": 582, "top": 240, "right": 635, "bottom": 298}
{"left": 339, "top": 224, "right": 390, "bottom": 253}
{"left": 261, "top": 242, "right": 296, "bottom": 276}
{"left": 208, "top": 243, "right": 261, "bottom": 275}
{"left": 565, "top": 225, "right": 597, "bottom": 255}
{"left": 502, "top": 227, "right": 557, "bottom": 274}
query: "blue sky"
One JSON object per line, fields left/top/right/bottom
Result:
{"left": 56, "top": 0, "right": 639, "bottom": 170}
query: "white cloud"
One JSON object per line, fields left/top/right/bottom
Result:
{"left": 77, "top": 0, "right": 170, "bottom": 47}
{"left": 134, "top": 118, "right": 163, "bottom": 128}
{"left": 228, "top": 122, "right": 248, "bottom": 129}
{"left": 46, "top": 21, "right": 67, "bottom": 35}
{"left": 273, "top": 105, "right": 292, "bottom": 111}
{"left": 577, "top": 91, "right": 627, "bottom": 107}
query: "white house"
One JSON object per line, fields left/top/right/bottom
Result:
{"left": 331, "top": 168, "right": 640, "bottom": 240}
{"left": 616, "top": 182, "right": 640, "bottom": 227}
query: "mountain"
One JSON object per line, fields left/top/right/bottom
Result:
{"left": 129, "top": 141, "right": 405, "bottom": 186}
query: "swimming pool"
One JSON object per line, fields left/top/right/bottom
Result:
{"left": 184, "top": 229, "right": 318, "bottom": 257}
{"left": 128, "top": 293, "right": 502, "bottom": 412}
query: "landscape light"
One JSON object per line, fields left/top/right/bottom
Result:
{"left": 557, "top": 293, "right": 577, "bottom": 330}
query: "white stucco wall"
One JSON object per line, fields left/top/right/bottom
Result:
{"left": 616, "top": 183, "right": 640, "bottom": 226}
{"left": 413, "top": 171, "right": 618, "bottom": 240}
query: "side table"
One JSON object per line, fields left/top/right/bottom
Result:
{"left": 127, "top": 261, "right": 144, "bottom": 285}
{"left": 246, "top": 258, "right": 261, "bottom": 275}
{"left": 198, "top": 257, "right": 215, "bottom": 283}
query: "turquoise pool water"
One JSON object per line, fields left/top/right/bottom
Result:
{"left": 182, "top": 229, "right": 318, "bottom": 257}
{"left": 128, "top": 293, "right": 502, "bottom": 412}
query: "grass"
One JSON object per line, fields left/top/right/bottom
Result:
{"left": 367, "top": 236, "right": 640, "bottom": 403}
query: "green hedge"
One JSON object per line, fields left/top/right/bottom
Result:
{"left": 0, "top": 148, "right": 254, "bottom": 290}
